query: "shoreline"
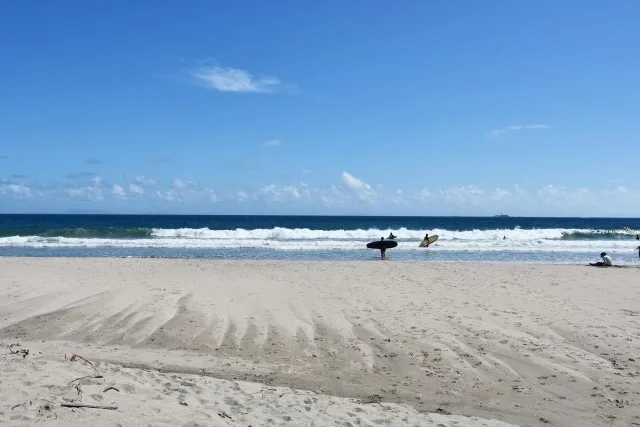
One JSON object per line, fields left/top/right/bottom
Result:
{"left": 2, "top": 254, "right": 640, "bottom": 267}
{"left": 1, "top": 258, "right": 639, "bottom": 426}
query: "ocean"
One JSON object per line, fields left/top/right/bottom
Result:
{"left": 1, "top": 214, "right": 639, "bottom": 264}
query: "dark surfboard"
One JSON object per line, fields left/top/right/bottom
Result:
{"left": 366, "top": 240, "right": 398, "bottom": 249}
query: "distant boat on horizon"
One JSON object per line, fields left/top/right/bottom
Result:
{"left": 494, "top": 214, "right": 510, "bottom": 218}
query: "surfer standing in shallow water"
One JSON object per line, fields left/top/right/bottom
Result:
{"left": 380, "top": 237, "right": 387, "bottom": 259}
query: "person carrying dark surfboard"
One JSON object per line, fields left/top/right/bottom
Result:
{"left": 380, "top": 237, "right": 387, "bottom": 259}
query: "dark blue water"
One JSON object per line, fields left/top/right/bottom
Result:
{"left": 1, "top": 214, "right": 639, "bottom": 264}
{"left": 2, "top": 214, "right": 640, "bottom": 237}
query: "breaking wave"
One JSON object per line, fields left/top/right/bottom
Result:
{"left": 0, "top": 227, "right": 638, "bottom": 252}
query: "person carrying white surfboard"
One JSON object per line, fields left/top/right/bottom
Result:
{"left": 419, "top": 233, "right": 438, "bottom": 248}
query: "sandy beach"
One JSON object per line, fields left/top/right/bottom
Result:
{"left": 0, "top": 258, "right": 638, "bottom": 426}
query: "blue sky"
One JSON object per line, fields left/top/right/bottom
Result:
{"left": 1, "top": 1, "right": 639, "bottom": 216}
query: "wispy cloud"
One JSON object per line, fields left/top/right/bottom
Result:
{"left": 0, "top": 155, "right": 7, "bottom": 160}
{"left": 84, "top": 157, "right": 102, "bottom": 165}
{"left": 302, "top": 169, "right": 313, "bottom": 175}
{"left": 263, "top": 139, "right": 282, "bottom": 147}
{"left": 136, "top": 176, "right": 158, "bottom": 186}
{"left": 191, "top": 66, "right": 284, "bottom": 93}
{"left": 488, "top": 124, "right": 550, "bottom": 138}
{"left": 10, "top": 174, "right": 28, "bottom": 179}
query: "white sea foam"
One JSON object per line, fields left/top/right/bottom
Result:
{"left": 148, "top": 227, "right": 637, "bottom": 241}
{"left": 0, "top": 226, "right": 636, "bottom": 253}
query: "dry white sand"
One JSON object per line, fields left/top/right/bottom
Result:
{"left": 0, "top": 258, "right": 639, "bottom": 426}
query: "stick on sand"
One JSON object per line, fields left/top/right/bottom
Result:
{"left": 61, "top": 403, "right": 118, "bottom": 410}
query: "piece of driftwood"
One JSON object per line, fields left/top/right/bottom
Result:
{"left": 67, "top": 375, "right": 104, "bottom": 386}
{"left": 68, "top": 375, "right": 104, "bottom": 385}
{"left": 9, "top": 344, "right": 29, "bottom": 358}
{"left": 61, "top": 403, "right": 118, "bottom": 410}
{"left": 69, "top": 354, "right": 101, "bottom": 376}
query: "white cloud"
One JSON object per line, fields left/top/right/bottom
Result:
{"left": 537, "top": 184, "right": 563, "bottom": 201}
{"left": 260, "top": 185, "right": 279, "bottom": 201}
{"left": 152, "top": 189, "right": 181, "bottom": 202}
{"left": 191, "top": 66, "right": 283, "bottom": 93}
{"left": 298, "top": 183, "right": 312, "bottom": 200}
{"left": 129, "top": 184, "right": 144, "bottom": 196}
{"left": 284, "top": 186, "right": 301, "bottom": 199}
{"left": 538, "top": 185, "right": 594, "bottom": 206}
{"left": 235, "top": 190, "right": 249, "bottom": 202}
{"left": 65, "top": 186, "right": 103, "bottom": 202}
{"left": 0, "top": 183, "right": 32, "bottom": 198}
{"left": 440, "top": 185, "right": 485, "bottom": 205}
{"left": 136, "top": 176, "right": 157, "bottom": 186}
{"left": 259, "top": 184, "right": 307, "bottom": 202}
{"left": 112, "top": 184, "right": 126, "bottom": 199}
{"left": 492, "top": 188, "right": 511, "bottom": 201}
{"left": 169, "top": 179, "right": 197, "bottom": 190}
{"left": 419, "top": 188, "right": 433, "bottom": 200}
{"left": 302, "top": 169, "right": 312, "bottom": 175}
{"left": 18, "top": 167, "right": 640, "bottom": 216}
{"left": 489, "top": 124, "right": 550, "bottom": 138}
{"left": 264, "top": 139, "right": 282, "bottom": 147}
{"left": 172, "top": 178, "right": 186, "bottom": 189}
{"left": 615, "top": 186, "right": 628, "bottom": 194}
{"left": 340, "top": 171, "right": 376, "bottom": 202}
{"left": 204, "top": 188, "right": 218, "bottom": 202}
{"left": 164, "top": 190, "right": 179, "bottom": 201}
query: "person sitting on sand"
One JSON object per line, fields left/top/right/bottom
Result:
{"left": 388, "top": 233, "right": 396, "bottom": 239}
{"left": 380, "top": 237, "right": 387, "bottom": 259}
{"left": 590, "top": 252, "right": 612, "bottom": 267}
